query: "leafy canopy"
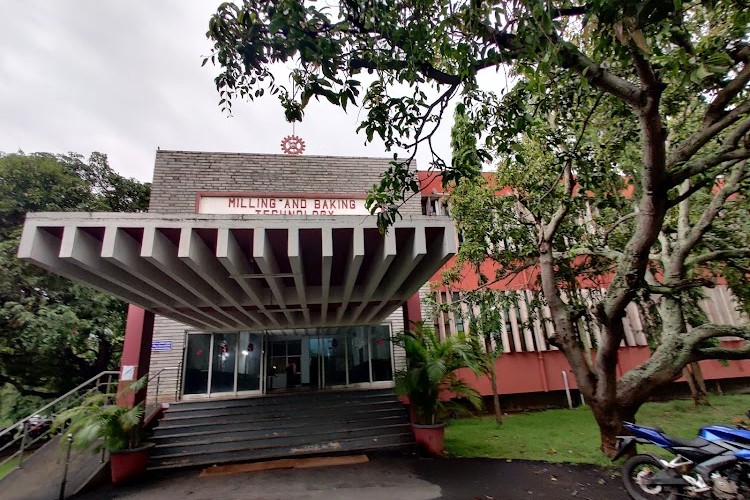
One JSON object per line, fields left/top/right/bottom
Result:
{"left": 206, "top": 0, "right": 750, "bottom": 454}
{"left": 206, "top": 0, "right": 749, "bottom": 224}
{"left": 0, "top": 152, "right": 150, "bottom": 405}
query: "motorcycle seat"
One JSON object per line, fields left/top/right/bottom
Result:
{"left": 667, "top": 435, "right": 711, "bottom": 448}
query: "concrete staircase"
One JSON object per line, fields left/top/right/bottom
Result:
{"left": 148, "top": 389, "right": 414, "bottom": 470}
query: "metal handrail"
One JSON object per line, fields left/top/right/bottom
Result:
{"left": 0, "top": 371, "right": 120, "bottom": 473}
{"left": 0, "top": 371, "right": 119, "bottom": 441}
{"left": 150, "top": 365, "right": 181, "bottom": 404}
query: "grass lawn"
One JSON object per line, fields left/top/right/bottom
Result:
{"left": 445, "top": 394, "right": 750, "bottom": 467}
{"left": 0, "top": 456, "right": 20, "bottom": 481}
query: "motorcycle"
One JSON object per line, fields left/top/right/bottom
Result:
{"left": 614, "top": 421, "right": 750, "bottom": 499}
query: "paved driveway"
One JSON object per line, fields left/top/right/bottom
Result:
{"left": 74, "top": 454, "right": 628, "bottom": 500}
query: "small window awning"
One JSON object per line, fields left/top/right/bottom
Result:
{"left": 18, "top": 213, "right": 456, "bottom": 331}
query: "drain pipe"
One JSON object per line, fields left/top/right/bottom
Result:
{"left": 562, "top": 371, "right": 573, "bottom": 409}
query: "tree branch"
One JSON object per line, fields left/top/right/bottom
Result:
{"left": 551, "top": 4, "right": 590, "bottom": 19}
{"left": 686, "top": 248, "right": 750, "bottom": 267}
{"left": 687, "top": 324, "right": 750, "bottom": 362}
{"left": 477, "top": 22, "right": 643, "bottom": 108}
{"left": 514, "top": 199, "right": 537, "bottom": 225}
{"left": 668, "top": 101, "right": 750, "bottom": 178}
{"left": 557, "top": 40, "right": 643, "bottom": 108}
{"left": 666, "top": 173, "right": 723, "bottom": 208}
{"left": 673, "top": 149, "right": 750, "bottom": 188}
{"left": 693, "top": 345, "right": 750, "bottom": 361}
{"left": 350, "top": 58, "right": 461, "bottom": 85}
{"left": 703, "top": 61, "right": 750, "bottom": 127}
{"left": 687, "top": 323, "right": 750, "bottom": 344}
{"left": 646, "top": 278, "right": 715, "bottom": 295}
{"left": 671, "top": 160, "right": 748, "bottom": 270}
{"left": 560, "top": 247, "right": 623, "bottom": 261}
{"left": 602, "top": 212, "right": 638, "bottom": 245}
{"left": 632, "top": 50, "right": 660, "bottom": 93}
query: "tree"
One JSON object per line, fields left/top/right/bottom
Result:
{"left": 441, "top": 109, "right": 504, "bottom": 424}
{"left": 0, "top": 152, "right": 150, "bottom": 405}
{"left": 465, "top": 290, "right": 507, "bottom": 425}
{"left": 205, "top": 0, "right": 750, "bottom": 456}
{"left": 447, "top": 76, "right": 750, "bottom": 451}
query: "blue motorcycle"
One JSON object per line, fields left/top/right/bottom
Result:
{"left": 615, "top": 421, "right": 750, "bottom": 499}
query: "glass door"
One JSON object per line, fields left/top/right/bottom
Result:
{"left": 322, "top": 336, "right": 347, "bottom": 386}
{"left": 210, "top": 332, "right": 238, "bottom": 394}
{"left": 308, "top": 337, "right": 323, "bottom": 389}
{"left": 184, "top": 334, "right": 211, "bottom": 395}
{"left": 183, "top": 332, "right": 262, "bottom": 397}
{"left": 347, "top": 327, "right": 370, "bottom": 384}
{"left": 370, "top": 325, "right": 393, "bottom": 381}
{"left": 266, "top": 338, "right": 303, "bottom": 392}
{"left": 237, "top": 332, "right": 262, "bottom": 392}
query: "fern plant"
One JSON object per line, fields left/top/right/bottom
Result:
{"left": 52, "top": 376, "right": 148, "bottom": 452}
{"left": 394, "top": 322, "right": 483, "bottom": 425}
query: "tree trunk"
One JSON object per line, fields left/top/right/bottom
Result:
{"left": 590, "top": 400, "right": 638, "bottom": 458}
{"left": 684, "top": 362, "right": 709, "bottom": 406}
{"left": 489, "top": 361, "right": 502, "bottom": 424}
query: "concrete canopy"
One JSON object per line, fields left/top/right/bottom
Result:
{"left": 18, "top": 213, "right": 456, "bottom": 332}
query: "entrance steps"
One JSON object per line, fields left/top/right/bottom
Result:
{"left": 148, "top": 388, "right": 414, "bottom": 470}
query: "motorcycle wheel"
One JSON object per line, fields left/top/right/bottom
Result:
{"left": 622, "top": 455, "right": 680, "bottom": 500}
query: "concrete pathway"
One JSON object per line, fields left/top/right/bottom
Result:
{"left": 72, "top": 453, "right": 628, "bottom": 500}
{"left": 1, "top": 435, "right": 107, "bottom": 500}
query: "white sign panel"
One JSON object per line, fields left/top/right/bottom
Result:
{"left": 198, "top": 195, "right": 369, "bottom": 216}
{"left": 121, "top": 365, "right": 136, "bottom": 381}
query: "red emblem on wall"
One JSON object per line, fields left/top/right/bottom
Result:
{"left": 280, "top": 135, "right": 306, "bottom": 155}
{"left": 376, "top": 338, "right": 384, "bottom": 346}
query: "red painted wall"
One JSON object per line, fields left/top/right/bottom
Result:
{"left": 419, "top": 170, "right": 749, "bottom": 395}
{"left": 457, "top": 340, "right": 750, "bottom": 397}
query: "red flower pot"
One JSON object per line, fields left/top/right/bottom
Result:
{"left": 412, "top": 423, "right": 445, "bottom": 456}
{"left": 110, "top": 443, "right": 154, "bottom": 485}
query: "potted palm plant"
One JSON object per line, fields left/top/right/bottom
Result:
{"left": 394, "top": 322, "right": 482, "bottom": 456}
{"left": 52, "top": 376, "right": 154, "bottom": 485}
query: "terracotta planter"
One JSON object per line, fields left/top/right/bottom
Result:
{"left": 110, "top": 442, "right": 154, "bottom": 485}
{"left": 412, "top": 423, "right": 445, "bottom": 456}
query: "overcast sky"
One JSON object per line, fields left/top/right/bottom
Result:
{"left": 0, "top": 1, "right": 461, "bottom": 182}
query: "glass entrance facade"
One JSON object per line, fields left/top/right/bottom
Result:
{"left": 184, "top": 332, "right": 263, "bottom": 396}
{"left": 182, "top": 325, "right": 393, "bottom": 397}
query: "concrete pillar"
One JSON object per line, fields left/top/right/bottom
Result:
{"left": 117, "top": 305, "right": 155, "bottom": 407}
{"left": 402, "top": 292, "right": 422, "bottom": 331}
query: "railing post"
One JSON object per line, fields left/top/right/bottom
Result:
{"left": 59, "top": 433, "right": 73, "bottom": 500}
{"left": 18, "top": 422, "right": 28, "bottom": 469}
{"left": 154, "top": 374, "right": 161, "bottom": 405}
{"left": 176, "top": 361, "right": 183, "bottom": 401}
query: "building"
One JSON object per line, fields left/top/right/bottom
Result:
{"left": 18, "top": 150, "right": 749, "bottom": 412}
{"left": 18, "top": 151, "right": 455, "bottom": 405}
{"left": 419, "top": 171, "right": 750, "bottom": 406}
